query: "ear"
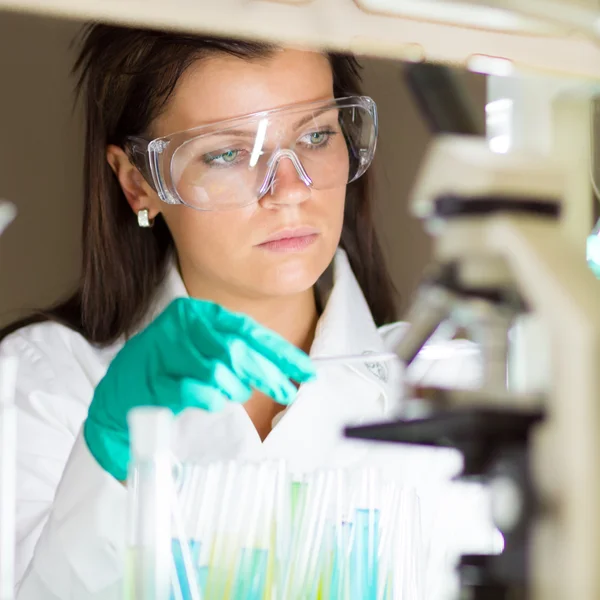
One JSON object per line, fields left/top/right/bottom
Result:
{"left": 106, "top": 145, "right": 162, "bottom": 220}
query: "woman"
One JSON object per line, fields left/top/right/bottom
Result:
{"left": 2, "top": 24, "right": 494, "bottom": 599}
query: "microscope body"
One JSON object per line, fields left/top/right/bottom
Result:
{"left": 348, "top": 135, "right": 600, "bottom": 599}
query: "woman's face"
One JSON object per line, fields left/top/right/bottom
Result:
{"left": 151, "top": 49, "right": 346, "bottom": 301}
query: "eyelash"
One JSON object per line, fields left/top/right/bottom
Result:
{"left": 201, "top": 127, "right": 340, "bottom": 167}
{"left": 202, "top": 149, "right": 247, "bottom": 167}
{"left": 300, "top": 129, "right": 337, "bottom": 150}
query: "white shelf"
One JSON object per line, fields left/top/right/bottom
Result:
{"left": 0, "top": 0, "right": 599, "bottom": 79}
{"left": 357, "top": 0, "right": 561, "bottom": 34}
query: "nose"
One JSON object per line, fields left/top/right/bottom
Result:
{"left": 258, "top": 151, "right": 311, "bottom": 208}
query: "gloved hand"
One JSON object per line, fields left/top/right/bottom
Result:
{"left": 83, "top": 297, "right": 316, "bottom": 480}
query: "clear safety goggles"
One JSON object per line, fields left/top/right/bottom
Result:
{"left": 124, "top": 96, "right": 378, "bottom": 211}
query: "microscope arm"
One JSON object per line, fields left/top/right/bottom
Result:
{"left": 394, "top": 285, "right": 456, "bottom": 366}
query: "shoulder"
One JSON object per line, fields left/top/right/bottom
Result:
{"left": 378, "top": 321, "right": 482, "bottom": 389}
{"left": 2, "top": 320, "right": 96, "bottom": 366}
{"left": 0, "top": 320, "right": 119, "bottom": 400}
{"left": 1, "top": 321, "right": 75, "bottom": 377}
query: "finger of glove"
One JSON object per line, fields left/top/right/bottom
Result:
{"left": 241, "top": 327, "right": 315, "bottom": 384}
{"left": 154, "top": 342, "right": 253, "bottom": 404}
{"left": 151, "top": 374, "right": 232, "bottom": 413}
{"left": 205, "top": 361, "right": 253, "bottom": 403}
{"left": 227, "top": 340, "right": 299, "bottom": 405}
{"left": 83, "top": 415, "right": 130, "bottom": 482}
{"left": 155, "top": 332, "right": 295, "bottom": 405}
{"left": 154, "top": 299, "right": 232, "bottom": 376}
{"left": 190, "top": 308, "right": 315, "bottom": 383}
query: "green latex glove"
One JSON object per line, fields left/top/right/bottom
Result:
{"left": 83, "top": 297, "right": 316, "bottom": 480}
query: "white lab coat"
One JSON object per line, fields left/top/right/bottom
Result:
{"left": 2, "top": 249, "right": 496, "bottom": 599}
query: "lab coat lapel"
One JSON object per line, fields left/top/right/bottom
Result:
{"left": 261, "top": 249, "right": 401, "bottom": 470}
{"left": 310, "top": 249, "right": 401, "bottom": 414}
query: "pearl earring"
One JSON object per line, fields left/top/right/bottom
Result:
{"left": 137, "top": 209, "right": 152, "bottom": 228}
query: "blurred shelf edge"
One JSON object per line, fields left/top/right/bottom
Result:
{"left": 1, "top": 0, "right": 600, "bottom": 80}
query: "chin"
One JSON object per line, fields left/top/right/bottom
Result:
{"left": 251, "top": 252, "right": 332, "bottom": 297}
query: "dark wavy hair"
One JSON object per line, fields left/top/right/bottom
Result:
{"left": 1, "top": 24, "right": 396, "bottom": 345}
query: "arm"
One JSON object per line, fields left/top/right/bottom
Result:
{"left": 9, "top": 299, "right": 315, "bottom": 599}
{"left": 1, "top": 327, "right": 129, "bottom": 598}
{"left": 17, "top": 436, "right": 127, "bottom": 599}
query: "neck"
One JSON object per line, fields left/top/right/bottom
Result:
{"left": 180, "top": 272, "right": 319, "bottom": 354}
{"left": 228, "top": 290, "right": 319, "bottom": 353}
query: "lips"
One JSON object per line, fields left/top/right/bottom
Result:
{"left": 260, "top": 226, "right": 320, "bottom": 244}
{"left": 257, "top": 226, "right": 320, "bottom": 253}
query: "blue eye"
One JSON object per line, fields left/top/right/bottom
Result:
{"left": 220, "top": 150, "right": 239, "bottom": 163}
{"left": 203, "top": 149, "right": 244, "bottom": 166}
{"left": 300, "top": 130, "right": 336, "bottom": 149}
{"left": 309, "top": 132, "right": 327, "bottom": 144}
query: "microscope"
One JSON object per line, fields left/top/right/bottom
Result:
{"left": 347, "top": 64, "right": 600, "bottom": 600}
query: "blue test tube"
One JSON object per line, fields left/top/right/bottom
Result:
{"left": 351, "top": 508, "right": 380, "bottom": 600}
{"left": 171, "top": 539, "right": 202, "bottom": 600}
{"left": 349, "top": 470, "right": 381, "bottom": 600}
{"left": 229, "top": 547, "right": 270, "bottom": 600}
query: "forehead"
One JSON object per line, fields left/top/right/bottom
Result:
{"left": 153, "top": 48, "right": 334, "bottom": 137}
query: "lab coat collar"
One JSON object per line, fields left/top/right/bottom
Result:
{"left": 140, "top": 248, "right": 397, "bottom": 410}
{"left": 309, "top": 250, "right": 397, "bottom": 409}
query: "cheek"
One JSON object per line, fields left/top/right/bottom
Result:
{"left": 316, "top": 187, "right": 346, "bottom": 240}
{"left": 163, "top": 206, "right": 251, "bottom": 264}
{"left": 161, "top": 187, "right": 346, "bottom": 292}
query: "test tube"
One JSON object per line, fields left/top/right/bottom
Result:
{"left": 170, "top": 480, "right": 202, "bottom": 600}
{"left": 271, "top": 461, "right": 291, "bottom": 599}
{"left": 395, "top": 488, "right": 424, "bottom": 600}
{"left": 125, "top": 407, "right": 174, "bottom": 600}
{"left": 194, "top": 463, "right": 223, "bottom": 595}
{"left": 376, "top": 483, "right": 401, "bottom": 600}
{"left": 350, "top": 469, "right": 381, "bottom": 600}
{"left": 0, "top": 357, "right": 18, "bottom": 600}
{"left": 316, "top": 469, "right": 348, "bottom": 600}
{"left": 203, "top": 461, "right": 240, "bottom": 600}
{"left": 171, "top": 464, "right": 209, "bottom": 600}
{"left": 229, "top": 463, "right": 275, "bottom": 600}
{"left": 282, "top": 470, "right": 332, "bottom": 600}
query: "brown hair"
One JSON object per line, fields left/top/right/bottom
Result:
{"left": 1, "top": 24, "right": 396, "bottom": 345}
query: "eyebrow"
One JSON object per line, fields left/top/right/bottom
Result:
{"left": 195, "top": 106, "right": 339, "bottom": 140}
{"left": 208, "top": 129, "right": 256, "bottom": 139}
{"left": 293, "top": 106, "right": 337, "bottom": 130}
